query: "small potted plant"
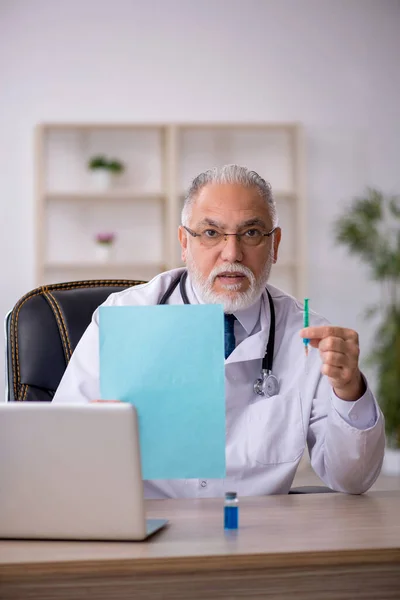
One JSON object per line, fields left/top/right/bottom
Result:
{"left": 88, "top": 155, "right": 125, "bottom": 190}
{"left": 94, "top": 232, "right": 116, "bottom": 262}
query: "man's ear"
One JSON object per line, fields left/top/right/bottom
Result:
{"left": 272, "top": 227, "right": 281, "bottom": 263}
{"left": 178, "top": 226, "right": 188, "bottom": 262}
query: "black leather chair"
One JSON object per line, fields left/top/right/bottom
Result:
{"left": 5, "top": 279, "right": 144, "bottom": 402}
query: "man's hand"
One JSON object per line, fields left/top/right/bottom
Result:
{"left": 300, "top": 326, "right": 366, "bottom": 401}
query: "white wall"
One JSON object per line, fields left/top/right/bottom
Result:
{"left": 1, "top": 0, "right": 399, "bottom": 397}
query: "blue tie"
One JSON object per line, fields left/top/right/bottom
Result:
{"left": 224, "top": 314, "right": 236, "bottom": 359}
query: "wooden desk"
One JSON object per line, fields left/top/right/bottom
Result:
{"left": 0, "top": 491, "right": 399, "bottom": 599}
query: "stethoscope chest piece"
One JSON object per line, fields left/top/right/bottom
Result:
{"left": 252, "top": 287, "right": 279, "bottom": 398}
{"left": 253, "top": 370, "right": 280, "bottom": 397}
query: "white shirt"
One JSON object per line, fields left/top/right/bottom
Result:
{"left": 54, "top": 268, "right": 385, "bottom": 497}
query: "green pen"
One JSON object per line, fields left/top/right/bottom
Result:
{"left": 303, "top": 298, "right": 310, "bottom": 357}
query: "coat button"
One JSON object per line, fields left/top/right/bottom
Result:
{"left": 201, "top": 481, "right": 207, "bottom": 488}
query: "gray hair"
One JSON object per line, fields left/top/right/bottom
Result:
{"left": 181, "top": 164, "right": 278, "bottom": 227}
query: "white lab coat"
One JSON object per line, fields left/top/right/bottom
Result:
{"left": 54, "top": 268, "right": 385, "bottom": 497}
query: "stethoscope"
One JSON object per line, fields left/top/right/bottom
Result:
{"left": 158, "top": 270, "right": 279, "bottom": 398}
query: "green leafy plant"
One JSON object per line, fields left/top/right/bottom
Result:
{"left": 334, "top": 188, "right": 400, "bottom": 447}
{"left": 107, "top": 159, "right": 124, "bottom": 174}
{"left": 88, "top": 155, "right": 108, "bottom": 170}
{"left": 88, "top": 155, "right": 125, "bottom": 173}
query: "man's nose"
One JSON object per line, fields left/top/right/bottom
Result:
{"left": 219, "top": 234, "right": 243, "bottom": 263}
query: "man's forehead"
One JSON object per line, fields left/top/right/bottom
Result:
{"left": 195, "top": 182, "right": 260, "bottom": 201}
{"left": 191, "top": 183, "right": 271, "bottom": 224}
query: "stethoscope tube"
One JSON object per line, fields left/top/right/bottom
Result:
{"left": 159, "top": 270, "right": 279, "bottom": 397}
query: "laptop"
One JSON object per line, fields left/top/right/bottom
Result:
{"left": 0, "top": 402, "right": 168, "bottom": 540}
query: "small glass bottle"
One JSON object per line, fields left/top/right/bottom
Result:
{"left": 224, "top": 491, "right": 239, "bottom": 530}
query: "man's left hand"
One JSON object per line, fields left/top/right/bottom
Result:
{"left": 300, "top": 326, "right": 365, "bottom": 401}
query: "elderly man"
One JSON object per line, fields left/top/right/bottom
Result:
{"left": 54, "top": 164, "right": 385, "bottom": 497}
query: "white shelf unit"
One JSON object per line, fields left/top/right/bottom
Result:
{"left": 35, "top": 123, "right": 306, "bottom": 298}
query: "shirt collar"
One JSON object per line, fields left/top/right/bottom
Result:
{"left": 186, "top": 274, "right": 262, "bottom": 336}
{"left": 232, "top": 299, "right": 262, "bottom": 335}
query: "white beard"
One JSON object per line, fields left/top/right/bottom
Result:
{"left": 186, "top": 252, "right": 273, "bottom": 313}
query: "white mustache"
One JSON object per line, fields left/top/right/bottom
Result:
{"left": 208, "top": 263, "right": 255, "bottom": 284}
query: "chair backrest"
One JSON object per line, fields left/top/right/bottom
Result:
{"left": 5, "top": 279, "right": 145, "bottom": 402}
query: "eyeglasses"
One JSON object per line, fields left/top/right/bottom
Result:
{"left": 183, "top": 225, "right": 277, "bottom": 248}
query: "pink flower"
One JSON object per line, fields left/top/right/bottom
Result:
{"left": 95, "top": 232, "right": 115, "bottom": 245}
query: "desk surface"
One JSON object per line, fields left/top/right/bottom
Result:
{"left": 0, "top": 491, "right": 399, "bottom": 573}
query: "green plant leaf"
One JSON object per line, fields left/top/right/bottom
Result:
{"left": 334, "top": 187, "right": 400, "bottom": 446}
{"left": 88, "top": 155, "right": 108, "bottom": 169}
{"left": 108, "top": 159, "right": 124, "bottom": 173}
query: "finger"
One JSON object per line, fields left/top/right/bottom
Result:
{"left": 320, "top": 350, "right": 358, "bottom": 369}
{"left": 300, "top": 326, "right": 358, "bottom": 342}
{"left": 308, "top": 338, "right": 321, "bottom": 349}
{"left": 307, "top": 336, "right": 348, "bottom": 352}
{"left": 307, "top": 338, "right": 350, "bottom": 352}
{"left": 318, "top": 337, "right": 360, "bottom": 360}
{"left": 321, "top": 364, "right": 353, "bottom": 384}
{"left": 317, "top": 336, "right": 347, "bottom": 353}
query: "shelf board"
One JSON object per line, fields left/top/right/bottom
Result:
{"left": 40, "top": 122, "right": 299, "bottom": 131}
{"left": 45, "top": 191, "right": 165, "bottom": 201}
{"left": 45, "top": 262, "right": 165, "bottom": 270}
{"left": 179, "top": 190, "right": 296, "bottom": 201}
{"left": 173, "top": 260, "right": 298, "bottom": 272}
{"left": 40, "top": 122, "right": 168, "bottom": 131}
{"left": 45, "top": 259, "right": 296, "bottom": 270}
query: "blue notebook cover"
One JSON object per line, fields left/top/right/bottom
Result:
{"left": 99, "top": 304, "right": 226, "bottom": 480}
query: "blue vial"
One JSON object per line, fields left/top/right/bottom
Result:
{"left": 224, "top": 491, "right": 239, "bottom": 530}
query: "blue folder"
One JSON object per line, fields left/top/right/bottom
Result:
{"left": 99, "top": 304, "right": 226, "bottom": 480}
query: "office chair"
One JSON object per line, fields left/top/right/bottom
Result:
{"left": 5, "top": 278, "right": 333, "bottom": 493}
{"left": 5, "top": 279, "right": 144, "bottom": 402}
